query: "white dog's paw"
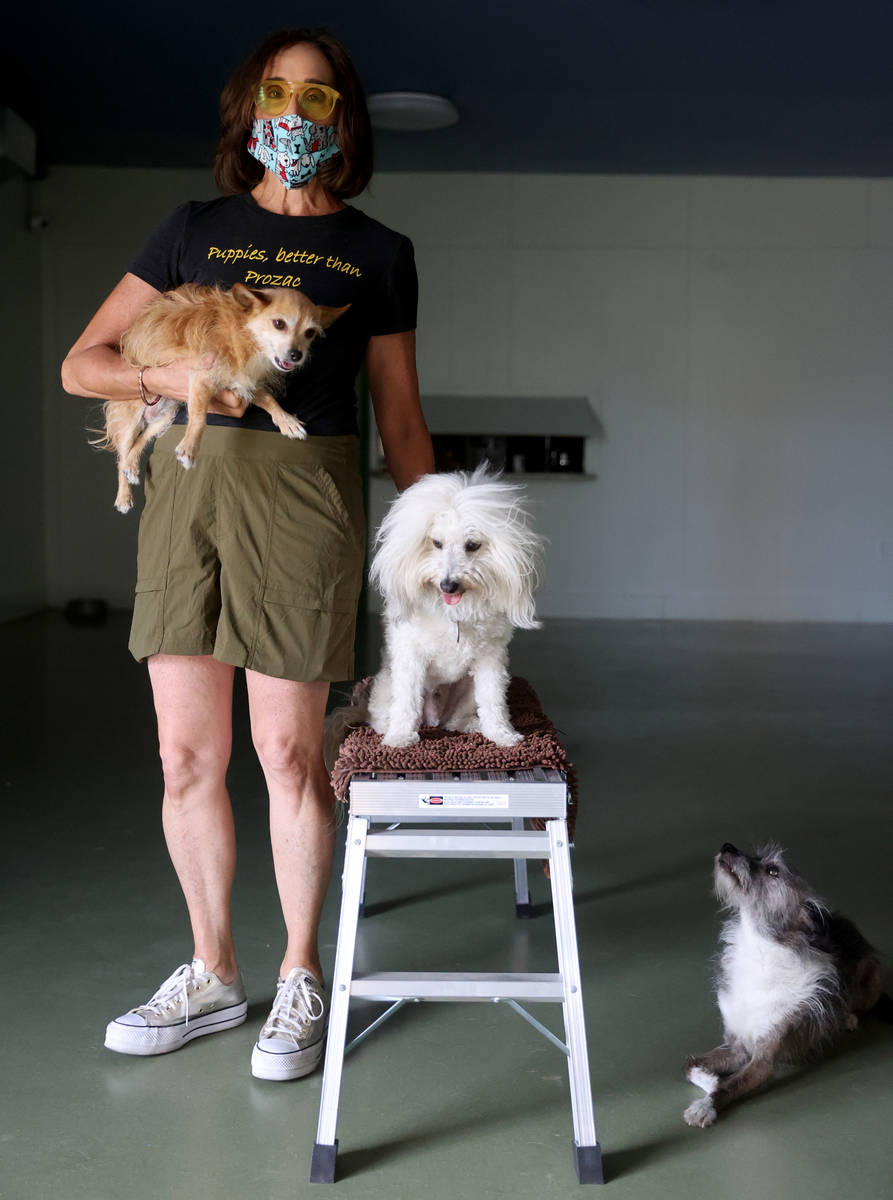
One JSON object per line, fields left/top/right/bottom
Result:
{"left": 483, "top": 727, "right": 523, "bottom": 747}
{"left": 382, "top": 729, "right": 420, "bottom": 748}
{"left": 276, "top": 414, "right": 308, "bottom": 440}
{"left": 684, "top": 1097, "right": 717, "bottom": 1128}
{"left": 686, "top": 1066, "right": 719, "bottom": 1095}
{"left": 845, "top": 1013, "right": 860, "bottom": 1032}
{"left": 446, "top": 715, "right": 480, "bottom": 733}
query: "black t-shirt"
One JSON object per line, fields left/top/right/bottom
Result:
{"left": 126, "top": 194, "right": 418, "bottom": 435}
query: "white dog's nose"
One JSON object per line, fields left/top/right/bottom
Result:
{"left": 439, "top": 578, "right": 461, "bottom": 593}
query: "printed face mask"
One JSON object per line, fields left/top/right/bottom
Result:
{"left": 247, "top": 114, "right": 340, "bottom": 189}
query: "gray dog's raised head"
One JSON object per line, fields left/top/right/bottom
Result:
{"left": 713, "top": 842, "right": 825, "bottom": 933}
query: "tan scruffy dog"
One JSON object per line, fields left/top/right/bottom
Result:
{"left": 95, "top": 283, "right": 348, "bottom": 512}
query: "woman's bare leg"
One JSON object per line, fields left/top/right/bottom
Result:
{"left": 245, "top": 671, "right": 336, "bottom": 983}
{"left": 148, "top": 653, "right": 238, "bottom": 983}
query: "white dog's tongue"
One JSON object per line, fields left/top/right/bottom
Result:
{"left": 442, "top": 591, "right": 463, "bottom": 606}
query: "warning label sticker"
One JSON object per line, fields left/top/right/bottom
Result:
{"left": 419, "top": 794, "right": 510, "bottom": 809}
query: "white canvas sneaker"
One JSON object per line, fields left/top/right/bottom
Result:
{"left": 251, "top": 968, "right": 328, "bottom": 1081}
{"left": 104, "top": 959, "right": 248, "bottom": 1056}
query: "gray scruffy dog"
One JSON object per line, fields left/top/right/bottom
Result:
{"left": 683, "top": 842, "right": 885, "bottom": 1127}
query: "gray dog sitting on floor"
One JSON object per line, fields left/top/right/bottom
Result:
{"left": 683, "top": 842, "right": 886, "bottom": 1127}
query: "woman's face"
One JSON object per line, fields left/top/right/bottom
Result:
{"left": 256, "top": 42, "right": 339, "bottom": 126}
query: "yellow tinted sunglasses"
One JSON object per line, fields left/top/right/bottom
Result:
{"left": 256, "top": 79, "right": 342, "bottom": 120}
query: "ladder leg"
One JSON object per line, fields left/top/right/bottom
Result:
{"left": 358, "top": 848, "right": 368, "bottom": 918}
{"left": 547, "top": 819, "right": 604, "bottom": 1184}
{"left": 512, "top": 817, "right": 532, "bottom": 917}
{"left": 310, "top": 814, "right": 369, "bottom": 1183}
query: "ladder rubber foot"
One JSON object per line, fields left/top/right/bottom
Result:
{"left": 515, "top": 901, "right": 533, "bottom": 919}
{"left": 309, "top": 1140, "right": 338, "bottom": 1183}
{"left": 574, "top": 1141, "right": 604, "bottom": 1184}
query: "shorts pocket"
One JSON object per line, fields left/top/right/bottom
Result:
{"left": 248, "top": 597, "right": 356, "bottom": 681}
{"left": 134, "top": 576, "right": 165, "bottom": 594}
{"left": 263, "top": 585, "right": 354, "bottom": 614}
{"left": 129, "top": 577, "right": 165, "bottom": 662}
{"left": 313, "top": 465, "right": 364, "bottom": 552}
{"left": 135, "top": 451, "right": 177, "bottom": 583}
{"left": 266, "top": 464, "right": 365, "bottom": 612}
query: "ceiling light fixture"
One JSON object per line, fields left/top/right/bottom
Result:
{"left": 367, "top": 92, "right": 459, "bottom": 132}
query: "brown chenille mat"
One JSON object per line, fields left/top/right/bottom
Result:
{"left": 330, "top": 676, "right": 577, "bottom": 841}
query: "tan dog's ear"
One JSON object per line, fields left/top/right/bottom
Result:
{"left": 315, "top": 303, "right": 351, "bottom": 328}
{"left": 231, "top": 283, "right": 271, "bottom": 309}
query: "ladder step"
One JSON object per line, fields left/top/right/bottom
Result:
{"left": 364, "top": 829, "right": 551, "bottom": 859}
{"left": 350, "top": 972, "right": 565, "bottom": 1001}
{"left": 348, "top": 777, "right": 568, "bottom": 819}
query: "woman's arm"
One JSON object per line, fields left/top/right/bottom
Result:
{"left": 366, "top": 331, "right": 434, "bottom": 491}
{"left": 61, "top": 272, "right": 246, "bottom": 415}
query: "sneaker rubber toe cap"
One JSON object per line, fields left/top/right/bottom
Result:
{"left": 111, "top": 1012, "right": 151, "bottom": 1028}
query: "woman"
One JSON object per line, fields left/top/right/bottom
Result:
{"left": 62, "top": 27, "right": 433, "bottom": 1081}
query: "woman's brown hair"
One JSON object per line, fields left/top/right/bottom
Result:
{"left": 213, "top": 27, "right": 373, "bottom": 198}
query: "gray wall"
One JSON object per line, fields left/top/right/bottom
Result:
{"left": 360, "top": 174, "right": 893, "bottom": 621}
{"left": 19, "top": 166, "right": 893, "bottom": 622}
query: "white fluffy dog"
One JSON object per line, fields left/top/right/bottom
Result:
{"left": 366, "top": 467, "right": 543, "bottom": 748}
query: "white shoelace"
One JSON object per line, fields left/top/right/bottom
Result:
{"left": 263, "top": 973, "right": 325, "bottom": 1044}
{"left": 136, "top": 961, "right": 202, "bottom": 1028}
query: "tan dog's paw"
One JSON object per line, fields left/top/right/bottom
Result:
{"left": 115, "top": 481, "right": 134, "bottom": 513}
{"left": 276, "top": 413, "right": 308, "bottom": 440}
{"left": 684, "top": 1097, "right": 717, "bottom": 1128}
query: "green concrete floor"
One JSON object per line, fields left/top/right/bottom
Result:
{"left": 2, "top": 613, "right": 891, "bottom": 1199}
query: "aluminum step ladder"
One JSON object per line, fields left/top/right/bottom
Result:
{"left": 310, "top": 768, "right": 604, "bottom": 1185}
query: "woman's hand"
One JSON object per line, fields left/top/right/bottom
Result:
{"left": 141, "top": 359, "right": 249, "bottom": 417}
{"left": 208, "top": 388, "right": 249, "bottom": 418}
{"left": 141, "top": 355, "right": 214, "bottom": 404}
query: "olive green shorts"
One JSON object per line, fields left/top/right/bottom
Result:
{"left": 128, "top": 426, "right": 366, "bottom": 682}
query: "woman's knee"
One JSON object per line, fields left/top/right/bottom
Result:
{"left": 252, "top": 731, "right": 322, "bottom": 786}
{"left": 158, "top": 735, "right": 230, "bottom": 797}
